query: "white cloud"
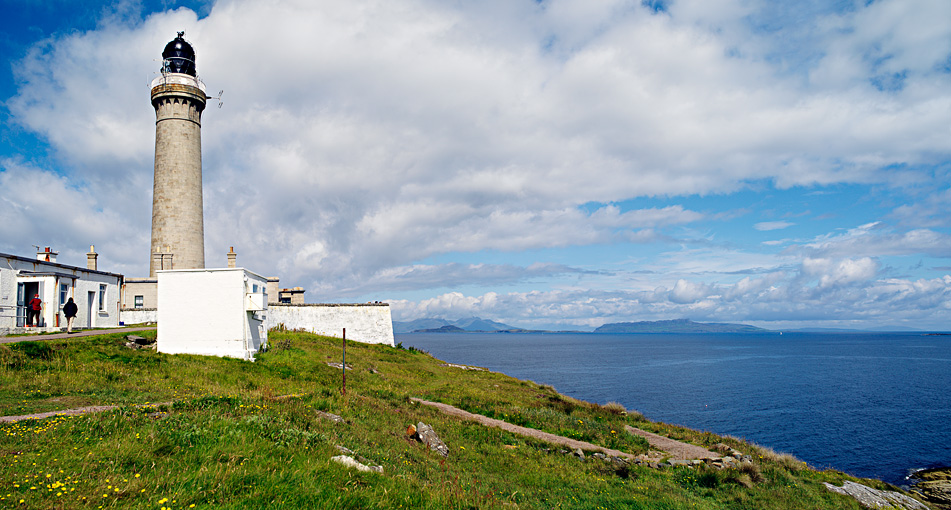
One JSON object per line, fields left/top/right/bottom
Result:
{"left": 390, "top": 266, "right": 951, "bottom": 330}
{"left": 754, "top": 221, "right": 794, "bottom": 231}
{"left": 2, "top": 0, "right": 950, "bottom": 329}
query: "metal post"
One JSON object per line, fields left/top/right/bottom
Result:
{"left": 342, "top": 328, "right": 346, "bottom": 395}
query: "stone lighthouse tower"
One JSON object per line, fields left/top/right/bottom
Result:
{"left": 148, "top": 32, "right": 207, "bottom": 277}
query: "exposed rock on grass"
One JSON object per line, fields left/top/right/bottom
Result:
{"left": 331, "top": 455, "right": 383, "bottom": 473}
{"left": 413, "top": 422, "right": 449, "bottom": 457}
{"left": 824, "top": 480, "right": 930, "bottom": 509}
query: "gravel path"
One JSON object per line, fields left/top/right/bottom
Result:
{"left": 413, "top": 398, "right": 717, "bottom": 461}
{"left": 624, "top": 426, "right": 718, "bottom": 460}
{"left": 0, "top": 402, "right": 171, "bottom": 423}
{"left": 412, "top": 398, "right": 637, "bottom": 459}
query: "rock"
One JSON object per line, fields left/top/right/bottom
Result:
{"left": 571, "top": 448, "right": 585, "bottom": 460}
{"left": 415, "top": 422, "right": 449, "bottom": 457}
{"left": 316, "top": 411, "right": 345, "bottom": 423}
{"left": 824, "top": 481, "right": 930, "bottom": 510}
{"left": 712, "top": 443, "right": 733, "bottom": 454}
{"left": 592, "top": 452, "right": 606, "bottom": 460}
{"left": 330, "top": 455, "right": 383, "bottom": 474}
{"left": 911, "top": 467, "right": 951, "bottom": 509}
{"left": 126, "top": 335, "right": 153, "bottom": 345}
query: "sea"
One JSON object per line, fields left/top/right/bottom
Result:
{"left": 398, "top": 331, "right": 951, "bottom": 486}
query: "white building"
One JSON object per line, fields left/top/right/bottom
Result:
{"left": 157, "top": 268, "right": 268, "bottom": 360}
{"left": 0, "top": 248, "right": 122, "bottom": 334}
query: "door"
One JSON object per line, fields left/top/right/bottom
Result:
{"left": 16, "top": 283, "right": 26, "bottom": 327}
{"left": 87, "top": 291, "right": 95, "bottom": 328}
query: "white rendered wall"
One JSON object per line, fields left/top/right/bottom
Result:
{"left": 120, "top": 309, "right": 157, "bottom": 324}
{"left": 157, "top": 268, "right": 268, "bottom": 360}
{"left": 266, "top": 304, "right": 394, "bottom": 346}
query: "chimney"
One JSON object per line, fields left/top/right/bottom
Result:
{"left": 86, "top": 245, "right": 98, "bottom": 271}
{"left": 227, "top": 246, "right": 237, "bottom": 268}
{"left": 152, "top": 252, "right": 165, "bottom": 272}
{"left": 37, "top": 246, "right": 58, "bottom": 263}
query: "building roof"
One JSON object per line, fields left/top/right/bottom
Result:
{"left": 0, "top": 252, "right": 123, "bottom": 279}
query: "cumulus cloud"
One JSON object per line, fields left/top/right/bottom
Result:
{"left": 391, "top": 266, "right": 951, "bottom": 330}
{"left": 3, "top": 0, "right": 950, "bottom": 329}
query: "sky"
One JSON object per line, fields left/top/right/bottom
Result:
{"left": 1, "top": 0, "right": 949, "bottom": 331}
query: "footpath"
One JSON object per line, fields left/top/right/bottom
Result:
{"left": 0, "top": 326, "right": 156, "bottom": 345}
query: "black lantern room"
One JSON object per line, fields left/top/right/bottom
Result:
{"left": 162, "top": 31, "right": 197, "bottom": 76}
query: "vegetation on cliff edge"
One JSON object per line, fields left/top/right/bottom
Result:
{"left": 0, "top": 330, "right": 915, "bottom": 509}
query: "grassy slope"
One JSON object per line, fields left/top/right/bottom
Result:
{"left": 0, "top": 330, "right": 909, "bottom": 509}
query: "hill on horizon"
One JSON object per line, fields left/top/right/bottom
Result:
{"left": 393, "top": 317, "right": 516, "bottom": 333}
{"left": 595, "top": 319, "right": 767, "bottom": 334}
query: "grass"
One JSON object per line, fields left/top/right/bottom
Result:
{"left": 0, "top": 330, "right": 913, "bottom": 509}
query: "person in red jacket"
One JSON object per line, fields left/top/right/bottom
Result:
{"left": 27, "top": 294, "right": 42, "bottom": 327}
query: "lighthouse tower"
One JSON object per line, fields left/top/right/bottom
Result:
{"left": 148, "top": 32, "right": 207, "bottom": 277}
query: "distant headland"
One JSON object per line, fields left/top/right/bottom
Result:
{"left": 396, "top": 317, "right": 770, "bottom": 334}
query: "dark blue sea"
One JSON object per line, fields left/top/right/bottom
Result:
{"left": 398, "top": 331, "right": 951, "bottom": 486}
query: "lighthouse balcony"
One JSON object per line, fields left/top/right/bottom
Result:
{"left": 150, "top": 72, "right": 206, "bottom": 93}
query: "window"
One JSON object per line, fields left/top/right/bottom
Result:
{"left": 134, "top": 295, "right": 144, "bottom": 309}
{"left": 98, "top": 284, "right": 106, "bottom": 311}
{"left": 60, "top": 284, "right": 69, "bottom": 306}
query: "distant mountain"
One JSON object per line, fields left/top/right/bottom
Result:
{"left": 393, "top": 318, "right": 452, "bottom": 333}
{"left": 393, "top": 317, "right": 517, "bottom": 333}
{"left": 595, "top": 319, "right": 767, "bottom": 334}
{"left": 415, "top": 325, "right": 467, "bottom": 333}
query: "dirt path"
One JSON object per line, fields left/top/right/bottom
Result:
{"left": 412, "top": 398, "right": 718, "bottom": 461}
{"left": 625, "top": 426, "right": 718, "bottom": 460}
{"left": 0, "top": 402, "right": 171, "bottom": 423}
{"left": 0, "top": 326, "right": 156, "bottom": 345}
{"left": 412, "top": 398, "right": 637, "bottom": 459}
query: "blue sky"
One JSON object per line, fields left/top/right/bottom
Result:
{"left": 1, "top": 0, "right": 949, "bottom": 330}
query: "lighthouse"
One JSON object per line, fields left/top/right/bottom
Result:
{"left": 148, "top": 32, "right": 207, "bottom": 277}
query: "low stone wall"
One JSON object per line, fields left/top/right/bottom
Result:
{"left": 120, "top": 308, "right": 157, "bottom": 325}
{"left": 266, "top": 303, "right": 394, "bottom": 346}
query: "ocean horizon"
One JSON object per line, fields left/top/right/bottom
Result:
{"left": 399, "top": 330, "right": 951, "bottom": 486}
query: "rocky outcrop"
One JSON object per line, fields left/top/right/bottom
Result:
{"left": 411, "top": 422, "right": 449, "bottom": 457}
{"left": 912, "top": 468, "right": 951, "bottom": 510}
{"left": 824, "top": 480, "right": 929, "bottom": 510}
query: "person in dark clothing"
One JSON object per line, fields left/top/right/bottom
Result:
{"left": 62, "top": 297, "right": 78, "bottom": 334}
{"left": 27, "top": 294, "right": 42, "bottom": 327}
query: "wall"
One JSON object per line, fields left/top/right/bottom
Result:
{"left": 120, "top": 309, "right": 157, "bottom": 324}
{"left": 122, "top": 279, "right": 157, "bottom": 309}
{"left": 266, "top": 303, "right": 394, "bottom": 346}
{"left": 157, "top": 268, "right": 267, "bottom": 360}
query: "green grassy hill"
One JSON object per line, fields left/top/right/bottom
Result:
{"left": 0, "top": 330, "right": 911, "bottom": 509}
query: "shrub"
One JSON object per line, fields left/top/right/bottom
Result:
{"left": 602, "top": 401, "right": 627, "bottom": 415}
{"left": 755, "top": 445, "right": 807, "bottom": 470}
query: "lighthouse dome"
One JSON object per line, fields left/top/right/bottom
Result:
{"left": 162, "top": 32, "right": 197, "bottom": 76}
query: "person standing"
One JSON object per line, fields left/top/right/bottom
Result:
{"left": 27, "top": 294, "right": 42, "bottom": 327}
{"left": 62, "top": 297, "right": 78, "bottom": 334}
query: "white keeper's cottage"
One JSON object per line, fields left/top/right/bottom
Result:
{"left": 0, "top": 247, "right": 122, "bottom": 334}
